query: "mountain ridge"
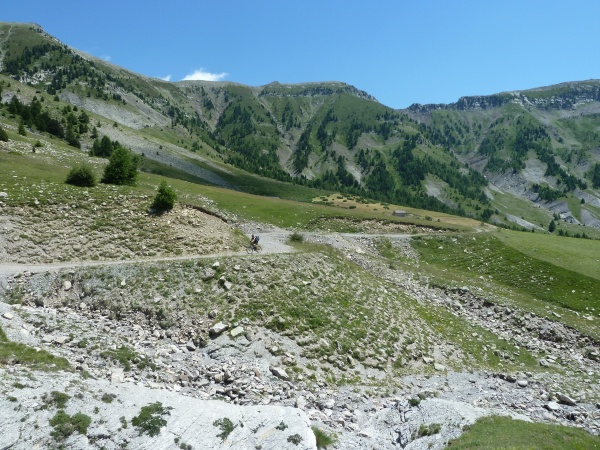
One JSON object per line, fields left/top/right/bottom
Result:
{"left": 406, "top": 79, "right": 600, "bottom": 114}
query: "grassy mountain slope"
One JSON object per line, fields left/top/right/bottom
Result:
{"left": 405, "top": 82, "right": 600, "bottom": 230}
{"left": 1, "top": 22, "right": 599, "bottom": 236}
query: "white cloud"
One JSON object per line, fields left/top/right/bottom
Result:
{"left": 160, "top": 75, "right": 172, "bottom": 81}
{"left": 182, "top": 68, "right": 228, "bottom": 82}
{"left": 100, "top": 55, "right": 111, "bottom": 61}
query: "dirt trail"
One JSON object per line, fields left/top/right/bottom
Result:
{"left": 0, "top": 230, "right": 414, "bottom": 289}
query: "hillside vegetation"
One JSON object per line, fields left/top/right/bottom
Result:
{"left": 1, "top": 22, "right": 599, "bottom": 235}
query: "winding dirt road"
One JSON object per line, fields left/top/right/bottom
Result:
{"left": 0, "top": 231, "right": 416, "bottom": 288}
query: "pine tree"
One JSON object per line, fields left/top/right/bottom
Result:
{"left": 150, "top": 180, "right": 177, "bottom": 214}
{"left": 101, "top": 145, "right": 138, "bottom": 185}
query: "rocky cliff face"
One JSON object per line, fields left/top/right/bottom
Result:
{"left": 408, "top": 80, "right": 600, "bottom": 114}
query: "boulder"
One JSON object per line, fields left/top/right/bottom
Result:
{"left": 111, "top": 368, "right": 125, "bottom": 384}
{"left": 556, "top": 393, "right": 577, "bottom": 406}
{"left": 295, "top": 396, "right": 307, "bottom": 409}
{"left": 230, "top": 326, "right": 245, "bottom": 338}
{"left": 517, "top": 379, "right": 528, "bottom": 388}
{"left": 209, "top": 322, "right": 229, "bottom": 337}
{"left": 202, "top": 268, "right": 216, "bottom": 281}
{"left": 269, "top": 366, "right": 289, "bottom": 380}
{"left": 545, "top": 401, "right": 561, "bottom": 412}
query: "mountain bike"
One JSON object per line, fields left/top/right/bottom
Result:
{"left": 246, "top": 243, "right": 262, "bottom": 254}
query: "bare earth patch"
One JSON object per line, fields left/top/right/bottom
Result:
{"left": 0, "top": 202, "right": 242, "bottom": 264}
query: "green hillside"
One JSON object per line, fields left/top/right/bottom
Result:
{"left": 1, "top": 22, "right": 599, "bottom": 236}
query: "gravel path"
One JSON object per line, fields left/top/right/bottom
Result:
{"left": 0, "top": 229, "right": 410, "bottom": 283}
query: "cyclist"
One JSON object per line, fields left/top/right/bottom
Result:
{"left": 250, "top": 234, "right": 260, "bottom": 250}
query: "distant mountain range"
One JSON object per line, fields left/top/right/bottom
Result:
{"left": 1, "top": 22, "right": 599, "bottom": 230}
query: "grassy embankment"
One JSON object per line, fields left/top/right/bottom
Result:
{"left": 410, "top": 230, "right": 600, "bottom": 339}
{"left": 447, "top": 415, "right": 600, "bottom": 449}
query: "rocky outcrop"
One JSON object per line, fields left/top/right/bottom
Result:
{"left": 0, "top": 371, "right": 316, "bottom": 450}
{"left": 406, "top": 80, "right": 600, "bottom": 113}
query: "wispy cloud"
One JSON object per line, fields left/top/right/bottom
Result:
{"left": 100, "top": 55, "right": 111, "bottom": 61}
{"left": 160, "top": 75, "right": 172, "bottom": 81}
{"left": 182, "top": 68, "right": 228, "bottom": 82}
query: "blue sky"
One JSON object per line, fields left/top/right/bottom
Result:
{"left": 3, "top": 1, "right": 599, "bottom": 109}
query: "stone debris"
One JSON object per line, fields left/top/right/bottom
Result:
{"left": 0, "top": 223, "right": 599, "bottom": 449}
{"left": 209, "top": 322, "right": 229, "bottom": 337}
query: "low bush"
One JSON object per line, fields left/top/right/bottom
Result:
{"left": 131, "top": 402, "right": 172, "bottom": 437}
{"left": 42, "top": 391, "right": 70, "bottom": 409}
{"left": 312, "top": 426, "right": 336, "bottom": 448}
{"left": 289, "top": 232, "right": 304, "bottom": 243}
{"left": 65, "top": 165, "right": 96, "bottom": 187}
{"left": 287, "top": 433, "right": 303, "bottom": 445}
{"left": 213, "top": 417, "right": 235, "bottom": 441}
{"left": 49, "top": 410, "right": 91, "bottom": 441}
{"left": 150, "top": 180, "right": 177, "bottom": 214}
{"left": 417, "top": 423, "right": 441, "bottom": 437}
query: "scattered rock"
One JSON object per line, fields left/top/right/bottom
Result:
{"left": 230, "top": 326, "right": 245, "bottom": 337}
{"left": 269, "top": 366, "right": 289, "bottom": 380}
{"left": 111, "top": 368, "right": 125, "bottom": 384}
{"left": 545, "top": 401, "right": 561, "bottom": 412}
{"left": 556, "top": 393, "right": 577, "bottom": 406}
{"left": 517, "top": 379, "right": 528, "bottom": 388}
{"left": 209, "top": 322, "right": 229, "bottom": 336}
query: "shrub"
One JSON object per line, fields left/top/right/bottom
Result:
{"left": 150, "top": 180, "right": 177, "bottom": 214}
{"left": 417, "top": 423, "right": 441, "bottom": 437}
{"left": 287, "top": 434, "right": 303, "bottom": 445}
{"left": 0, "top": 125, "right": 8, "bottom": 141}
{"left": 42, "top": 391, "right": 70, "bottom": 409}
{"left": 312, "top": 426, "right": 336, "bottom": 448}
{"left": 213, "top": 417, "right": 235, "bottom": 441}
{"left": 408, "top": 397, "right": 421, "bottom": 407}
{"left": 289, "top": 232, "right": 304, "bottom": 243}
{"left": 101, "top": 145, "right": 138, "bottom": 185}
{"left": 101, "top": 393, "right": 115, "bottom": 403}
{"left": 49, "top": 410, "right": 91, "bottom": 441}
{"left": 131, "top": 402, "right": 172, "bottom": 437}
{"left": 65, "top": 165, "right": 96, "bottom": 187}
